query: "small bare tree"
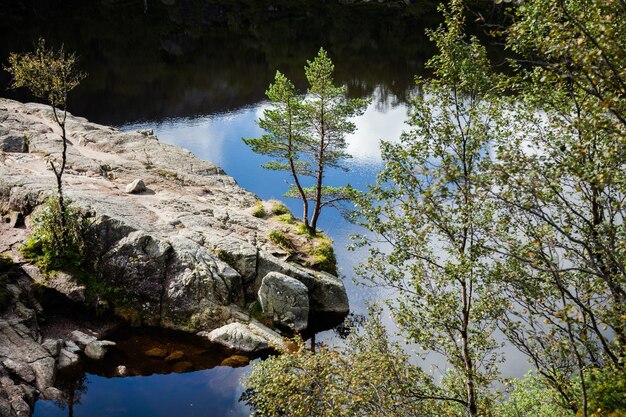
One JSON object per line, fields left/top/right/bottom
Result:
{"left": 5, "top": 38, "right": 86, "bottom": 234}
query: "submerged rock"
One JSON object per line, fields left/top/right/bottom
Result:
{"left": 144, "top": 347, "right": 168, "bottom": 358}
{"left": 171, "top": 361, "right": 193, "bottom": 373}
{"left": 164, "top": 351, "right": 184, "bottom": 362}
{"left": 220, "top": 355, "right": 250, "bottom": 368}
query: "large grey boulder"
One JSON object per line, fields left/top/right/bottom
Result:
{"left": 160, "top": 235, "right": 244, "bottom": 332}
{"left": 258, "top": 272, "right": 309, "bottom": 331}
{"left": 99, "top": 231, "right": 172, "bottom": 325}
{"left": 257, "top": 254, "right": 349, "bottom": 316}
{"left": 200, "top": 323, "right": 267, "bottom": 352}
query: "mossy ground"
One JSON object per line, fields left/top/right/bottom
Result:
{"left": 254, "top": 200, "right": 338, "bottom": 275}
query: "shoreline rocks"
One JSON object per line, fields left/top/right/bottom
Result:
{"left": 0, "top": 98, "right": 349, "bottom": 331}
{"left": 0, "top": 98, "right": 350, "bottom": 416}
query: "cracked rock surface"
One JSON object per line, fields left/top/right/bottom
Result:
{"left": 0, "top": 99, "right": 349, "bottom": 416}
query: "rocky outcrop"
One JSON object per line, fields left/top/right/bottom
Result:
{"left": 258, "top": 272, "right": 309, "bottom": 331}
{"left": 0, "top": 264, "right": 59, "bottom": 415}
{"left": 0, "top": 265, "right": 51, "bottom": 417}
{"left": 0, "top": 98, "right": 348, "bottom": 333}
{"left": 0, "top": 99, "right": 350, "bottom": 414}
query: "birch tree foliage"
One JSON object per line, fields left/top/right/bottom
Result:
{"left": 351, "top": 1, "right": 507, "bottom": 415}
{"left": 489, "top": 0, "right": 626, "bottom": 414}
{"left": 243, "top": 307, "right": 441, "bottom": 417}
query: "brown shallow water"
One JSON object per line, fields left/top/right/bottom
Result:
{"left": 81, "top": 326, "right": 255, "bottom": 378}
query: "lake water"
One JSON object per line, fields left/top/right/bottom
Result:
{"left": 0, "top": 1, "right": 527, "bottom": 415}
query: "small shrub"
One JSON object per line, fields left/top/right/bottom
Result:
{"left": 252, "top": 202, "right": 266, "bottom": 218}
{"left": 585, "top": 366, "right": 626, "bottom": 417}
{"left": 270, "top": 201, "right": 290, "bottom": 216}
{"left": 295, "top": 223, "right": 314, "bottom": 236}
{"left": 308, "top": 239, "right": 337, "bottom": 275}
{"left": 21, "top": 197, "right": 90, "bottom": 273}
{"left": 275, "top": 213, "right": 295, "bottom": 224}
{"left": 268, "top": 230, "right": 293, "bottom": 252}
{"left": 495, "top": 372, "right": 575, "bottom": 417}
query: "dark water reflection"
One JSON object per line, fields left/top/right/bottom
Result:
{"left": 34, "top": 327, "right": 254, "bottom": 417}
{"left": 0, "top": 0, "right": 438, "bottom": 125}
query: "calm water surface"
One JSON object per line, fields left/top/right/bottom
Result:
{"left": 0, "top": 2, "right": 527, "bottom": 415}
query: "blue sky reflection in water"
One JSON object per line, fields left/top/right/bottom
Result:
{"left": 34, "top": 367, "right": 250, "bottom": 417}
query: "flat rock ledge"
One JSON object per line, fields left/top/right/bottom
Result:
{"left": 198, "top": 321, "right": 286, "bottom": 353}
{"left": 0, "top": 99, "right": 350, "bottom": 416}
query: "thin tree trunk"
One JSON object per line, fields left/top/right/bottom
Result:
{"left": 461, "top": 280, "right": 478, "bottom": 417}
{"left": 310, "top": 107, "right": 325, "bottom": 234}
{"left": 51, "top": 105, "right": 68, "bottom": 234}
{"left": 558, "top": 285, "right": 589, "bottom": 417}
{"left": 286, "top": 101, "right": 310, "bottom": 230}
{"left": 290, "top": 157, "right": 310, "bottom": 229}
